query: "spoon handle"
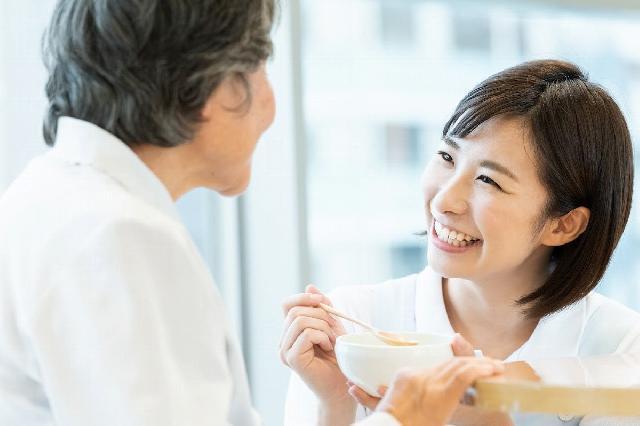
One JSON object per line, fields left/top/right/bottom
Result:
{"left": 319, "top": 303, "right": 373, "bottom": 331}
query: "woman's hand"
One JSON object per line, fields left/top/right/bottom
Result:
{"left": 377, "top": 357, "right": 504, "bottom": 426}
{"left": 279, "top": 285, "right": 351, "bottom": 407}
{"left": 349, "top": 333, "right": 476, "bottom": 410}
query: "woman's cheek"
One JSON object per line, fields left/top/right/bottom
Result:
{"left": 474, "top": 200, "right": 511, "bottom": 247}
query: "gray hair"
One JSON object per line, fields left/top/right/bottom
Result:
{"left": 43, "top": 0, "right": 276, "bottom": 147}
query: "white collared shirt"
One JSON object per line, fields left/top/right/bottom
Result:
{"left": 284, "top": 267, "right": 640, "bottom": 426}
{"left": 0, "top": 118, "right": 259, "bottom": 425}
{"left": 0, "top": 117, "right": 401, "bottom": 426}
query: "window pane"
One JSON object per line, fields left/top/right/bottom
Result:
{"left": 379, "top": 1, "right": 417, "bottom": 46}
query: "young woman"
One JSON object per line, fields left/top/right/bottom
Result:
{"left": 280, "top": 60, "right": 640, "bottom": 425}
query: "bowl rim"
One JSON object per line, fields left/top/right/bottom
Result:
{"left": 336, "top": 331, "right": 454, "bottom": 349}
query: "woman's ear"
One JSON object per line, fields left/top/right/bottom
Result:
{"left": 541, "top": 206, "right": 590, "bottom": 247}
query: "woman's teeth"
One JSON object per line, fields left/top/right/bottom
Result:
{"left": 434, "top": 221, "right": 480, "bottom": 247}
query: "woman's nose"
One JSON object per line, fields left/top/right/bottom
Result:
{"left": 430, "top": 178, "right": 469, "bottom": 216}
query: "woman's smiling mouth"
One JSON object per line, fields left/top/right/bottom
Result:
{"left": 430, "top": 219, "right": 483, "bottom": 252}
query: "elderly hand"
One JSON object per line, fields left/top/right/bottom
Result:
{"left": 376, "top": 356, "right": 504, "bottom": 426}
{"left": 348, "top": 333, "right": 476, "bottom": 410}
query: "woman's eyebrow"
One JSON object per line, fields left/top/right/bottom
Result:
{"left": 443, "top": 136, "right": 518, "bottom": 182}
{"left": 443, "top": 135, "right": 460, "bottom": 149}
{"left": 480, "top": 160, "right": 519, "bottom": 182}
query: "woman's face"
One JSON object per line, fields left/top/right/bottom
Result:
{"left": 423, "top": 116, "right": 554, "bottom": 282}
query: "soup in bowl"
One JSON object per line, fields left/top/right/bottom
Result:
{"left": 335, "top": 331, "right": 454, "bottom": 397}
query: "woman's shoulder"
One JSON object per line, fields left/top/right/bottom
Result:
{"left": 585, "top": 292, "right": 639, "bottom": 316}
{"left": 579, "top": 292, "right": 640, "bottom": 354}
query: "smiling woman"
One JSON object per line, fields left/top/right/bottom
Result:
{"left": 434, "top": 60, "right": 632, "bottom": 319}
{"left": 426, "top": 113, "right": 593, "bottom": 315}
{"left": 281, "top": 59, "right": 640, "bottom": 426}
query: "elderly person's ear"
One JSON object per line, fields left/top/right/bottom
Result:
{"left": 201, "top": 74, "right": 240, "bottom": 120}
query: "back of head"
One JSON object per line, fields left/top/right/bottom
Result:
{"left": 43, "top": 0, "right": 276, "bottom": 147}
{"left": 444, "top": 59, "right": 634, "bottom": 318}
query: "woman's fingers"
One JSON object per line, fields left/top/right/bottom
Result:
{"left": 279, "top": 315, "right": 337, "bottom": 366}
{"left": 305, "top": 284, "right": 332, "bottom": 302}
{"left": 284, "top": 328, "right": 333, "bottom": 368}
{"left": 279, "top": 287, "right": 349, "bottom": 370}
{"left": 281, "top": 285, "right": 334, "bottom": 315}
{"left": 281, "top": 292, "right": 324, "bottom": 315}
{"left": 346, "top": 384, "right": 387, "bottom": 410}
{"left": 348, "top": 385, "right": 381, "bottom": 410}
{"left": 282, "top": 306, "right": 338, "bottom": 333}
{"left": 306, "top": 283, "right": 320, "bottom": 293}
{"left": 451, "top": 333, "right": 475, "bottom": 356}
{"left": 281, "top": 315, "right": 336, "bottom": 351}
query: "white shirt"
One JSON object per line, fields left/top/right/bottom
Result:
{"left": 285, "top": 267, "right": 640, "bottom": 426}
{"left": 0, "top": 118, "right": 261, "bottom": 425}
{"left": 0, "top": 117, "right": 400, "bottom": 426}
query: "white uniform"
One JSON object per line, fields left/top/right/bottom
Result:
{"left": 285, "top": 267, "right": 640, "bottom": 426}
{"left": 0, "top": 117, "right": 261, "bottom": 426}
{"left": 0, "top": 117, "right": 399, "bottom": 426}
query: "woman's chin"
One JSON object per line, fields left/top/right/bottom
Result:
{"left": 427, "top": 251, "right": 471, "bottom": 279}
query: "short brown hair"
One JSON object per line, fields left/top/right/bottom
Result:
{"left": 443, "top": 59, "right": 634, "bottom": 318}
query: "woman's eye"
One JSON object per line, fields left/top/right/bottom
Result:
{"left": 437, "top": 151, "right": 453, "bottom": 163}
{"left": 477, "top": 175, "right": 502, "bottom": 190}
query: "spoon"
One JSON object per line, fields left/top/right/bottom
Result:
{"left": 319, "top": 303, "right": 418, "bottom": 346}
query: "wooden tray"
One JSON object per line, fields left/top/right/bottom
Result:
{"left": 473, "top": 354, "right": 640, "bottom": 416}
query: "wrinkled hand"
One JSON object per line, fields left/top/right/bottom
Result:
{"left": 349, "top": 333, "right": 476, "bottom": 410}
{"left": 279, "top": 285, "right": 350, "bottom": 405}
{"left": 376, "top": 356, "right": 504, "bottom": 426}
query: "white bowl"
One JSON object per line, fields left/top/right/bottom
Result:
{"left": 335, "top": 331, "right": 454, "bottom": 397}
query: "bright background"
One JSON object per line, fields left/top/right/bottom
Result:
{"left": 2, "top": 1, "right": 640, "bottom": 424}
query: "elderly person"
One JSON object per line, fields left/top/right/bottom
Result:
{"left": 0, "top": 1, "right": 502, "bottom": 425}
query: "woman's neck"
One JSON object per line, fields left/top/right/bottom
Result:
{"left": 442, "top": 256, "right": 550, "bottom": 360}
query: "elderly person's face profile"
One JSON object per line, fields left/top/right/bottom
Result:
{"left": 186, "top": 62, "right": 276, "bottom": 196}
{"left": 43, "top": 0, "right": 278, "bottom": 199}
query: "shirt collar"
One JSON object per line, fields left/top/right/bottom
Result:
{"left": 415, "top": 266, "right": 456, "bottom": 335}
{"left": 514, "top": 301, "right": 586, "bottom": 361}
{"left": 415, "top": 265, "right": 586, "bottom": 360}
{"left": 50, "top": 117, "right": 180, "bottom": 221}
